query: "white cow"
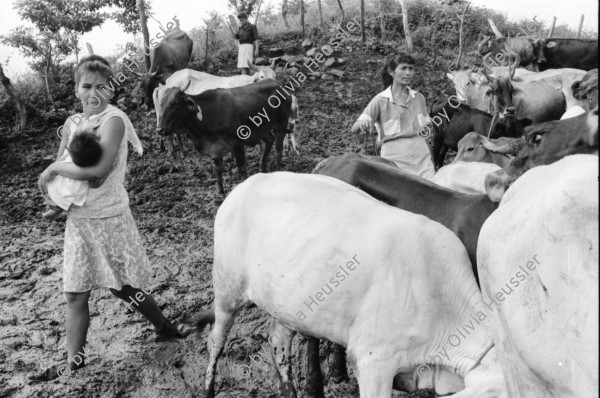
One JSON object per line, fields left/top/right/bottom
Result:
{"left": 478, "top": 155, "right": 599, "bottom": 397}
{"left": 153, "top": 67, "right": 300, "bottom": 155}
{"left": 432, "top": 161, "right": 502, "bottom": 195}
{"left": 196, "top": 172, "right": 507, "bottom": 398}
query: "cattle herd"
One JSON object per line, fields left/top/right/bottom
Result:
{"left": 136, "top": 23, "right": 598, "bottom": 398}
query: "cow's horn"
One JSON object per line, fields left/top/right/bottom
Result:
{"left": 248, "top": 63, "right": 258, "bottom": 72}
{"left": 270, "top": 58, "right": 276, "bottom": 69}
{"left": 182, "top": 80, "right": 191, "bottom": 92}
{"left": 482, "top": 137, "right": 524, "bottom": 156}
{"left": 487, "top": 18, "right": 504, "bottom": 38}
{"left": 477, "top": 35, "right": 489, "bottom": 54}
{"left": 132, "top": 71, "right": 143, "bottom": 77}
{"left": 509, "top": 54, "right": 520, "bottom": 80}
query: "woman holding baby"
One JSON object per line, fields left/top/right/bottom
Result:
{"left": 38, "top": 55, "right": 185, "bottom": 374}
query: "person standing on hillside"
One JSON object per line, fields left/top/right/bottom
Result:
{"left": 350, "top": 52, "right": 435, "bottom": 180}
{"left": 229, "top": 12, "right": 259, "bottom": 75}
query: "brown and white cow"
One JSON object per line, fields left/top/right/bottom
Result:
{"left": 430, "top": 101, "right": 532, "bottom": 169}
{"left": 195, "top": 171, "right": 507, "bottom": 398}
{"left": 158, "top": 79, "right": 292, "bottom": 196}
{"left": 154, "top": 68, "right": 300, "bottom": 156}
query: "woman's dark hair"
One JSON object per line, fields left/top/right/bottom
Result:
{"left": 68, "top": 132, "right": 103, "bottom": 167}
{"left": 74, "top": 55, "right": 112, "bottom": 86}
{"left": 571, "top": 68, "right": 598, "bottom": 101}
{"left": 381, "top": 52, "right": 416, "bottom": 89}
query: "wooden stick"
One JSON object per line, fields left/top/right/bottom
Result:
{"left": 300, "top": 0, "right": 305, "bottom": 35}
{"left": 455, "top": 3, "right": 471, "bottom": 68}
{"left": 487, "top": 18, "right": 504, "bottom": 38}
{"left": 547, "top": 17, "right": 556, "bottom": 38}
{"left": 379, "top": 0, "right": 386, "bottom": 40}
{"left": 360, "top": 0, "right": 365, "bottom": 43}
{"left": 431, "top": 12, "right": 439, "bottom": 65}
{"left": 317, "top": 0, "right": 325, "bottom": 30}
{"left": 576, "top": 14, "right": 584, "bottom": 38}
{"left": 254, "top": 0, "right": 264, "bottom": 27}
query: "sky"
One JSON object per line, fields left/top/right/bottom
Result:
{"left": 0, "top": 0, "right": 598, "bottom": 77}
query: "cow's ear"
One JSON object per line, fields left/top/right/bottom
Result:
{"left": 446, "top": 72, "right": 455, "bottom": 81}
{"left": 519, "top": 118, "right": 533, "bottom": 128}
{"left": 484, "top": 89, "right": 493, "bottom": 101}
{"left": 546, "top": 41, "right": 557, "bottom": 48}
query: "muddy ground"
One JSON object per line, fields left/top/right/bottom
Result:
{"left": 0, "top": 36, "right": 454, "bottom": 398}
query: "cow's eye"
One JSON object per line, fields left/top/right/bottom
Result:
{"left": 466, "top": 147, "right": 474, "bottom": 152}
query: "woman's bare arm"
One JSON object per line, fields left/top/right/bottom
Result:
{"left": 51, "top": 116, "right": 125, "bottom": 180}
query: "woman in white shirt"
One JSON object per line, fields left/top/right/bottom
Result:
{"left": 351, "top": 53, "right": 435, "bottom": 180}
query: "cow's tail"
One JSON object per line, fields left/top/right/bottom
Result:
{"left": 192, "top": 308, "right": 216, "bottom": 334}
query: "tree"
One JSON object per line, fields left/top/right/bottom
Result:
{"left": 360, "top": 0, "right": 365, "bottom": 42}
{"left": 398, "top": 0, "right": 413, "bottom": 51}
{"left": 281, "top": 0, "right": 290, "bottom": 28}
{"left": 335, "top": 0, "right": 345, "bottom": 27}
{"left": 254, "top": 0, "right": 264, "bottom": 27}
{"left": 228, "top": 0, "right": 258, "bottom": 15}
{"left": 0, "top": 64, "right": 27, "bottom": 133}
{"left": 300, "top": 0, "right": 305, "bottom": 35}
{"left": 105, "top": 0, "right": 145, "bottom": 34}
{"left": 137, "top": 0, "right": 151, "bottom": 71}
{"left": 15, "top": 0, "right": 107, "bottom": 63}
{"left": 1, "top": 27, "right": 71, "bottom": 106}
{"left": 317, "top": 0, "right": 324, "bottom": 30}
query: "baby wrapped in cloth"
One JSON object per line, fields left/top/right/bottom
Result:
{"left": 44, "top": 106, "right": 143, "bottom": 219}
